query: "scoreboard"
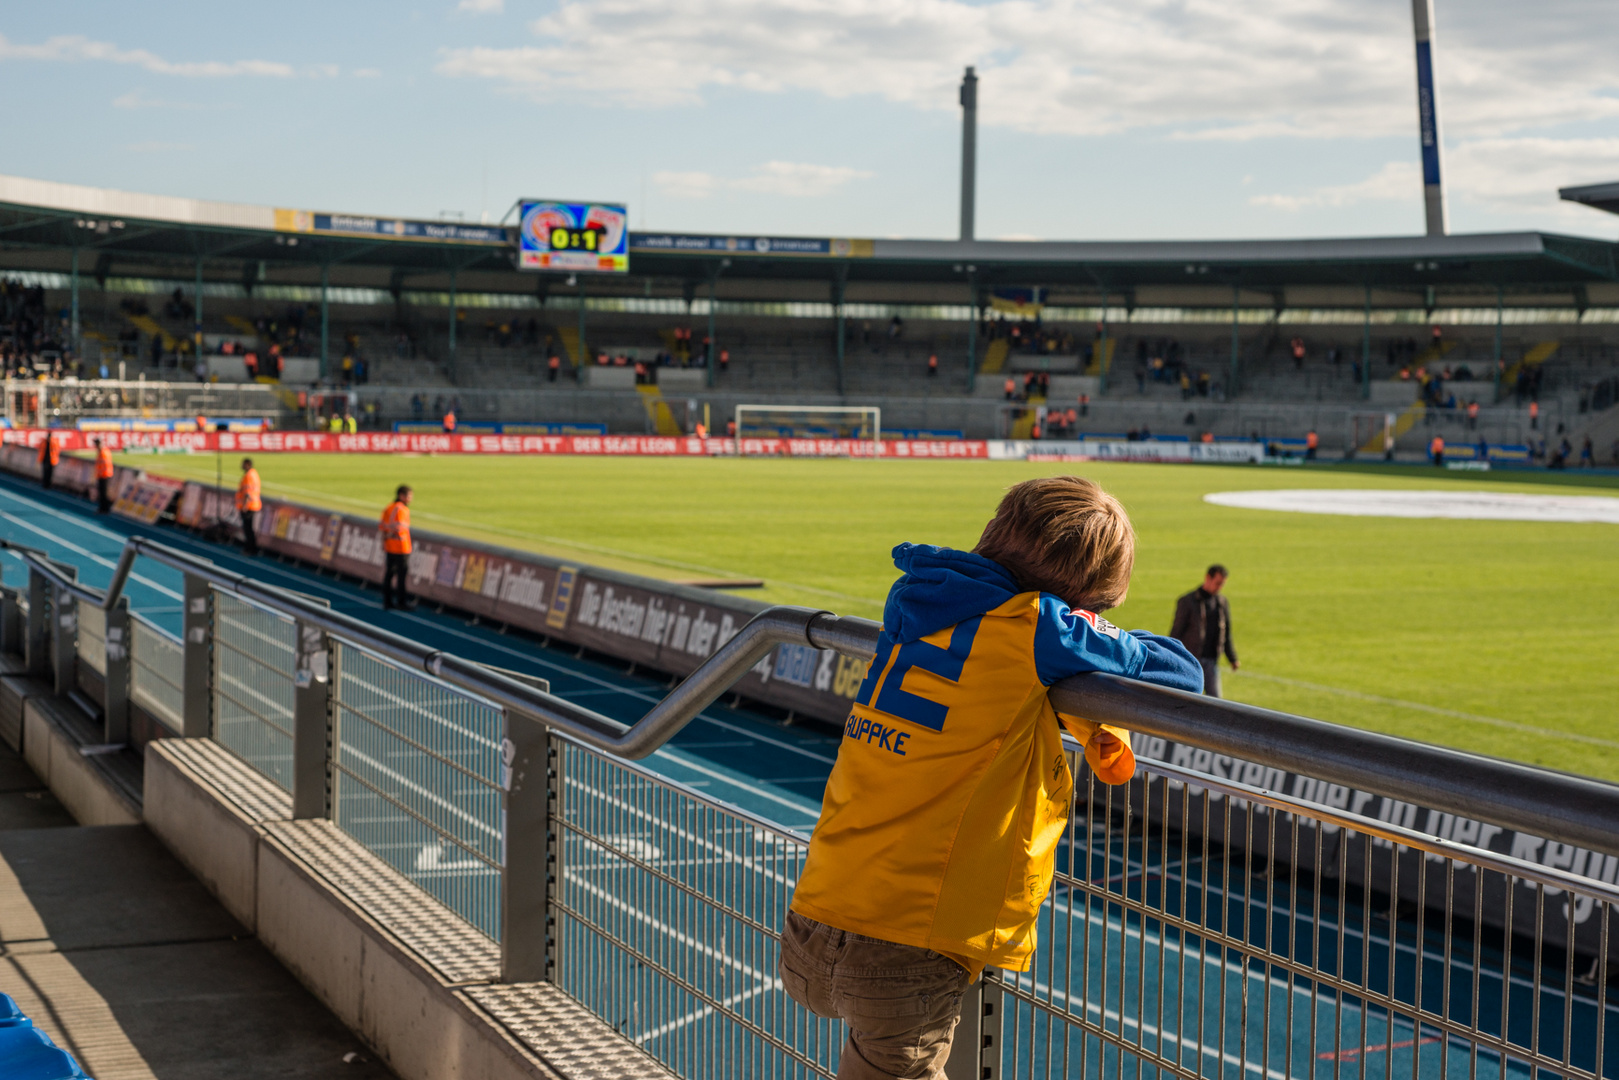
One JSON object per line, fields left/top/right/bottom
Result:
{"left": 518, "top": 201, "right": 629, "bottom": 273}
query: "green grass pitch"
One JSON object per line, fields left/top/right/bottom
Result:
{"left": 128, "top": 450, "right": 1619, "bottom": 781}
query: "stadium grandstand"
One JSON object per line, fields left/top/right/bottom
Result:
{"left": 1, "top": 169, "right": 1617, "bottom": 459}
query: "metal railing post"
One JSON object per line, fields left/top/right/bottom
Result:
{"left": 103, "top": 596, "right": 131, "bottom": 745}
{"left": 26, "top": 568, "right": 48, "bottom": 678}
{"left": 181, "top": 573, "right": 212, "bottom": 738}
{"left": 500, "top": 710, "right": 552, "bottom": 983}
{"left": 944, "top": 971, "right": 1001, "bottom": 1080}
{"left": 51, "top": 569, "right": 78, "bottom": 698}
{"left": 291, "top": 620, "right": 332, "bottom": 819}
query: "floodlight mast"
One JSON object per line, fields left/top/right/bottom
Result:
{"left": 1411, "top": 0, "right": 1448, "bottom": 237}
{"left": 960, "top": 66, "right": 978, "bottom": 242}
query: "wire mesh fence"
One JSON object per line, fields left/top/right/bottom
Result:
{"left": 330, "top": 640, "right": 506, "bottom": 939}
{"left": 549, "top": 734, "right": 1619, "bottom": 1080}
{"left": 130, "top": 613, "right": 184, "bottom": 734}
{"left": 992, "top": 750, "right": 1619, "bottom": 1080}
{"left": 212, "top": 589, "right": 296, "bottom": 789}
{"left": 74, "top": 599, "right": 104, "bottom": 677}
{"left": 554, "top": 737, "right": 841, "bottom": 1080}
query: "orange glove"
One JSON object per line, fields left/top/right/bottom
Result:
{"left": 1057, "top": 713, "right": 1136, "bottom": 786}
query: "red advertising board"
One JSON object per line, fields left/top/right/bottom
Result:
{"left": 2, "top": 429, "right": 988, "bottom": 459}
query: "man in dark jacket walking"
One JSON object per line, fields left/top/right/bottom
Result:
{"left": 1169, "top": 564, "right": 1239, "bottom": 697}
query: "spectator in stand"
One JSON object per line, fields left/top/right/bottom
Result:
{"left": 1529, "top": 401, "right": 1539, "bottom": 429}
{"left": 1004, "top": 376, "right": 1017, "bottom": 401}
{"left": 927, "top": 354, "right": 938, "bottom": 377}
{"left": 548, "top": 355, "right": 560, "bottom": 382}
{"left": 1290, "top": 337, "right": 1305, "bottom": 370}
{"left": 236, "top": 458, "right": 261, "bottom": 555}
{"left": 719, "top": 350, "right": 730, "bottom": 372}
{"left": 1170, "top": 565, "right": 1239, "bottom": 698}
{"left": 1065, "top": 407, "right": 1078, "bottom": 432}
{"left": 1078, "top": 393, "right": 1089, "bottom": 417}
{"left": 94, "top": 438, "right": 114, "bottom": 513}
{"left": 1579, "top": 436, "right": 1594, "bottom": 468}
{"left": 1467, "top": 400, "right": 1480, "bottom": 430}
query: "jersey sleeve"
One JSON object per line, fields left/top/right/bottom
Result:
{"left": 1032, "top": 595, "right": 1203, "bottom": 693}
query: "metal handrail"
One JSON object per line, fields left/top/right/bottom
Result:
{"left": 15, "top": 532, "right": 1619, "bottom": 856}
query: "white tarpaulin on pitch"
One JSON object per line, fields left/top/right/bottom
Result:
{"left": 1204, "top": 489, "right": 1619, "bottom": 523}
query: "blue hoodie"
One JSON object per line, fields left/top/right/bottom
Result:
{"left": 881, "top": 542, "right": 1202, "bottom": 691}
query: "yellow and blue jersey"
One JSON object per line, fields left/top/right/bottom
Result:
{"left": 791, "top": 543, "right": 1201, "bottom": 976}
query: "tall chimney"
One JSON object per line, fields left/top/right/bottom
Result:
{"left": 1412, "top": 0, "right": 1448, "bottom": 236}
{"left": 959, "top": 66, "right": 978, "bottom": 242}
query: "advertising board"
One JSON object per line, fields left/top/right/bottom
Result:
{"left": 518, "top": 201, "right": 629, "bottom": 272}
{"left": 242, "top": 494, "right": 865, "bottom": 725}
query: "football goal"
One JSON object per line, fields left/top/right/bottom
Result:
{"left": 732, "top": 404, "right": 881, "bottom": 453}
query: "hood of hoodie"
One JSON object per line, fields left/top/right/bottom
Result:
{"left": 882, "top": 543, "right": 1024, "bottom": 644}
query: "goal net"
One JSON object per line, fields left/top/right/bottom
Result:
{"left": 733, "top": 405, "right": 881, "bottom": 454}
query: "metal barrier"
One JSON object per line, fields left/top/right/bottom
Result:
{"left": 75, "top": 599, "right": 105, "bottom": 677}
{"left": 9, "top": 533, "right": 1619, "bottom": 1080}
{"left": 330, "top": 640, "right": 506, "bottom": 939}
{"left": 212, "top": 588, "right": 297, "bottom": 790}
{"left": 129, "top": 613, "right": 184, "bottom": 734}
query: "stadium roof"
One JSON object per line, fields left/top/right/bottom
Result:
{"left": 2, "top": 173, "right": 1616, "bottom": 298}
{"left": 1560, "top": 181, "right": 1619, "bottom": 218}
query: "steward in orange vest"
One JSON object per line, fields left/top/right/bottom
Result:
{"left": 236, "top": 458, "right": 262, "bottom": 554}
{"left": 37, "top": 432, "right": 59, "bottom": 491}
{"left": 442, "top": 412, "right": 456, "bottom": 434}
{"left": 94, "top": 438, "right": 115, "bottom": 513}
{"left": 380, "top": 485, "right": 414, "bottom": 610}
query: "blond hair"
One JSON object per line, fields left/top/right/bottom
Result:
{"left": 973, "top": 476, "right": 1136, "bottom": 611}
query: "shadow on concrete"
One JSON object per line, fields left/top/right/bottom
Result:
{"left": 0, "top": 738, "right": 396, "bottom": 1079}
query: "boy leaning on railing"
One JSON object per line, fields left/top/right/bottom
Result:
{"left": 782, "top": 476, "right": 1203, "bottom": 1080}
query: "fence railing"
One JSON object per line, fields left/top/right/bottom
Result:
{"left": 129, "top": 613, "right": 184, "bottom": 734}
{"left": 10, "top": 534, "right": 1619, "bottom": 1080}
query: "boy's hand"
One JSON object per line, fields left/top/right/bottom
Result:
{"left": 1084, "top": 727, "right": 1135, "bottom": 786}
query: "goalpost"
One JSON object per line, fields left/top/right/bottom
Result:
{"left": 732, "top": 404, "right": 882, "bottom": 455}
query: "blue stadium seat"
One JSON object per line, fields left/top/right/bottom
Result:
{"left": 0, "top": 995, "right": 91, "bottom": 1079}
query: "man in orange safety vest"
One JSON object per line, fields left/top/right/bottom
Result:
{"left": 94, "top": 438, "right": 115, "bottom": 513}
{"left": 236, "top": 458, "right": 262, "bottom": 554}
{"left": 380, "top": 485, "right": 414, "bottom": 610}
{"left": 442, "top": 411, "right": 456, "bottom": 434}
{"left": 37, "top": 431, "right": 59, "bottom": 490}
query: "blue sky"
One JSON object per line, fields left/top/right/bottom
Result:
{"left": 3, "top": 1, "right": 1617, "bottom": 242}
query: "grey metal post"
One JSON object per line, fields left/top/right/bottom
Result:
{"left": 1412, "top": 0, "right": 1448, "bottom": 236}
{"left": 448, "top": 266, "right": 459, "bottom": 377}
{"left": 70, "top": 247, "right": 81, "bottom": 359}
{"left": 194, "top": 255, "right": 204, "bottom": 370}
{"left": 26, "top": 569, "right": 48, "bottom": 678}
{"left": 182, "top": 573, "right": 212, "bottom": 738}
{"left": 959, "top": 66, "right": 977, "bottom": 241}
{"left": 51, "top": 570, "right": 78, "bottom": 698}
{"left": 1229, "top": 285, "right": 1241, "bottom": 397}
{"left": 944, "top": 971, "right": 1001, "bottom": 1080}
{"left": 319, "top": 263, "right": 330, "bottom": 381}
{"left": 576, "top": 277, "right": 587, "bottom": 374}
{"left": 103, "top": 596, "right": 131, "bottom": 744}
{"left": 291, "top": 620, "right": 332, "bottom": 819}
{"left": 1493, "top": 286, "right": 1504, "bottom": 401}
{"left": 501, "top": 710, "right": 554, "bottom": 983}
{"left": 705, "top": 264, "right": 720, "bottom": 389}
{"left": 832, "top": 271, "right": 846, "bottom": 397}
{"left": 1362, "top": 284, "right": 1372, "bottom": 400}
{"left": 964, "top": 269, "right": 977, "bottom": 394}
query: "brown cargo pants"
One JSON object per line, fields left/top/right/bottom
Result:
{"left": 779, "top": 912, "right": 971, "bottom": 1079}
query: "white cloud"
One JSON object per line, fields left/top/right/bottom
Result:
{"left": 0, "top": 33, "right": 293, "bottom": 77}
{"left": 654, "top": 161, "right": 870, "bottom": 200}
{"left": 1446, "top": 137, "right": 1619, "bottom": 218}
{"left": 353, "top": 68, "right": 383, "bottom": 78}
{"left": 435, "top": 0, "right": 1619, "bottom": 142}
{"left": 1251, "top": 161, "right": 1421, "bottom": 211}
{"left": 458, "top": 0, "right": 505, "bottom": 11}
